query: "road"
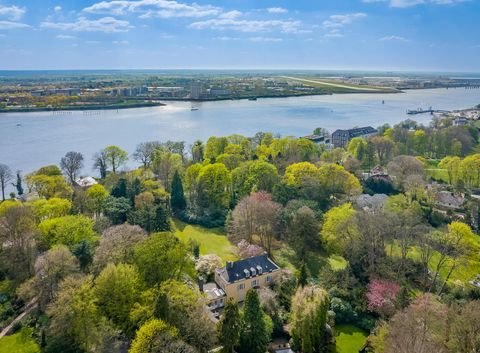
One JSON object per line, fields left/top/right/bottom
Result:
{"left": 281, "top": 76, "right": 382, "bottom": 92}
{"left": 0, "top": 298, "right": 37, "bottom": 339}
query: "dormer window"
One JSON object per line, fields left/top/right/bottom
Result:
{"left": 256, "top": 265, "right": 263, "bottom": 274}
{"left": 243, "top": 269, "right": 250, "bottom": 277}
{"left": 250, "top": 267, "right": 257, "bottom": 276}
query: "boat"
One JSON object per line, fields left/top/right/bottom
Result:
{"left": 191, "top": 107, "right": 199, "bottom": 111}
{"left": 382, "top": 100, "right": 385, "bottom": 104}
{"left": 16, "top": 123, "right": 21, "bottom": 126}
{"left": 248, "top": 97, "right": 257, "bottom": 101}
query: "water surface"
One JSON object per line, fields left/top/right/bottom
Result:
{"left": 0, "top": 88, "right": 478, "bottom": 176}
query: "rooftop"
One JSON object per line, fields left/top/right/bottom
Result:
{"left": 332, "top": 126, "right": 377, "bottom": 138}
{"left": 217, "top": 253, "right": 279, "bottom": 284}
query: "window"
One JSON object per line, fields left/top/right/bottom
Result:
{"left": 266, "top": 275, "right": 272, "bottom": 283}
{"left": 237, "top": 283, "right": 245, "bottom": 290}
{"left": 251, "top": 279, "right": 258, "bottom": 287}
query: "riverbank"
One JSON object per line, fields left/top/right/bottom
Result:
{"left": 0, "top": 90, "right": 403, "bottom": 114}
{"left": 0, "top": 101, "right": 165, "bottom": 113}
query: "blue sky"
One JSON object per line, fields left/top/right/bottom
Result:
{"left": 0, "top": 0, "right": 479, "bottom": 71}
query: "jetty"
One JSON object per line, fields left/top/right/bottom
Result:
{"left": 406, "top": 107, "right": 450, "bottom": 115}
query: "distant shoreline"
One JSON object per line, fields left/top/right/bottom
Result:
{"left": 0, "top": 101, "right": 166, "bottom": 113}
{"left": 0, "top": 90, "right": 401, "bottom": 114}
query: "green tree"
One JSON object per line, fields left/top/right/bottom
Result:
{"left": 32, "top": 197, "right": 72, "bottom": 221}
{"left": 170, "top": 170, "right": 186, "bottom": 213}
{"left": 129, "top": 319, "right": 195, "bottom": 353}
{"left": 47, "top": 276, "right": 107, "bottom": 352}
{"left": 204, "top": 136, "right": 229, "bottom": 161}
{"left": 95, "top": 263, "right": 142, "bottom": 334}
{"left": 287, "top": 206, "right": 319, "bottom": 261}
{"left": 102, "top": 196, "right": 132, "bottom": 224}
{"left": 134, "top": 232, "right": 195, "bottom": 286}
{"left": 321, "top": 203, "right": 358, "bottom": 254}
{"left": 86, "top": 184, "right": 109, "bottom": 217}
{"left": 157, "top": 280, "right": 217, "bottom": 351}
{"left": 104, "top": 145, "right": 128, "bottom": 173}
{"left": 238, "top": 289, "right": 272, "bottom": 353}
{"left": 38, "top": 215, "right": 98, "bottom": 249}
{"left": 218, "top": 299, "right": 241, "bottom": 353}
{"left": 197, "top": 163, "right": 231, "bottom": 210}
{"left": 0, "top": 205, "right": 37, "bottom": 283}
{"left": 290, "top": 285, "right": 330, "bottom": 353}
{"left": 13, "top": 170, "right": 24, "bottom": 196}
{"left": 26, "top": 168, "right": 72, "bottom": 199}
{"left": 72, "top": 240, "right": 93, "bottom": 272}
{"left": 128, "top": 201, "right": 170, "bottom": 233}
{"left": 232, "top": 160, "right": 279, "bottom": 200}
{"left": 152, "top": 149, "right": 182, "bottom": 191}
{"left": 18, "top": 245, "right": 79, "bottom": 310}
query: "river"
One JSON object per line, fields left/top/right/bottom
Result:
{"left": 0, "top": 88, "right": 478, "bottom": 177}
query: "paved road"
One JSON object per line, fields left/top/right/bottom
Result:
{"left": 281, "top": 76, "right": 382, "bottom": 92}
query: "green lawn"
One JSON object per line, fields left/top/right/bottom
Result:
{"left": 172, "top": 219, "right": 238, "bottom": 263}
{"left": 0, "top": 331, "right": 40, "bottom": 353}
{"left": 389, "top": 234, "right": 480, "bottom": 283}
{"left": 333, "top": 325, "right": 368, "bottom": 353}
{"left": 274, "top": 246, "right": 347, "bottom": 277}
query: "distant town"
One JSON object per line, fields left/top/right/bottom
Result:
{"left": 1, "top": 71, "right": 479, "bottom": 112}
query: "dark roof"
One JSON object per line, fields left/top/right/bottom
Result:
{"left": 218, "top": 254, "right": 279, "bottom": 284}
{"left": 332, "top": 126, "right": 377, "bottom": 138}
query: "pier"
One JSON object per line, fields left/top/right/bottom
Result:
{"left": 406, "top": 107, "right": 450, "bottom": 115}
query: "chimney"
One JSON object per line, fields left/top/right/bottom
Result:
{"left": 198, "top": 276, "right": 204, "bottom": 292}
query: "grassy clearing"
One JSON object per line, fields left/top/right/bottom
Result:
{"left": 0, "top": 332, "right": 40, "bottom": 353}
{"left": 333, "top": 325, "right": 368, "bottom": 353}
{"left": 273, "top": 245, "right": 347, "bottom": 277}
{"left": 172, "top": 219, "right": 238, "bottom": 263}
{"left": 389, "top": 235, "right": 480, "bottom": 283}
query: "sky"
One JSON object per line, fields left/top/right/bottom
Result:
{"left": 0, "top": 0, "right": 479, "bottom": 71}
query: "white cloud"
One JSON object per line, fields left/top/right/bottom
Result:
{"left": 41, "top": 17, "right": 132, "bottom": 33}
{"left": 0, "top": 20, "right": 30, "bottom": 29}
{"left": 54, "top": 6, "right": 62, "bottom": 13}
{"left": 379, "top": 35, "right": 410, "bottom": 42}
{"left": 323, "top": 13, "right": 367, "bottom": 28}
{"left": 56, "top": 34, "right": 76, "bottom": 39}
{"left": 324, "top": 29, "right": 344, "bottom": 38}
{"left": 113, "top": 40, "right": 129, "bottom": 44}
{"left": 362, "top": 0, "right": 467, "bottom": 7}
{"left": 249, "top": 36, "right": 283, "bottom": 42}
{"left": 189, "top": 18, "right": 304, "bottom": 33}
{"left": 219, "top": 10, "right": 242, "bottom": 19}
{"left": 266, "top": 7, "right": 288, "bottom": 14}
{"left": 0, "top": 5, "right": 26, "bottom": 21}
{"left": 83, "top": 0, "right": 221, "bottom": 18}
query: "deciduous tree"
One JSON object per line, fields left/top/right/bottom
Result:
{"left": 60, "top": 151, "right": 84, "bottom": 184}
{"left": 0, "top": 163, "right": 13, "bottom": 201}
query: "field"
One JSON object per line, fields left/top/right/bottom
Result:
{"left": 172, "top": 219, "right": 238, "bottom": 263}
{"left": 333, "top": 325, "right": 368, "bottom": 353}
{"left": 0, "top": 332, "right": 40, "bottom": 353}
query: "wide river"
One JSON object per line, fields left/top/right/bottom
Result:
{"left": 0, "top": 88, "right": 479, "bottom": 177}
